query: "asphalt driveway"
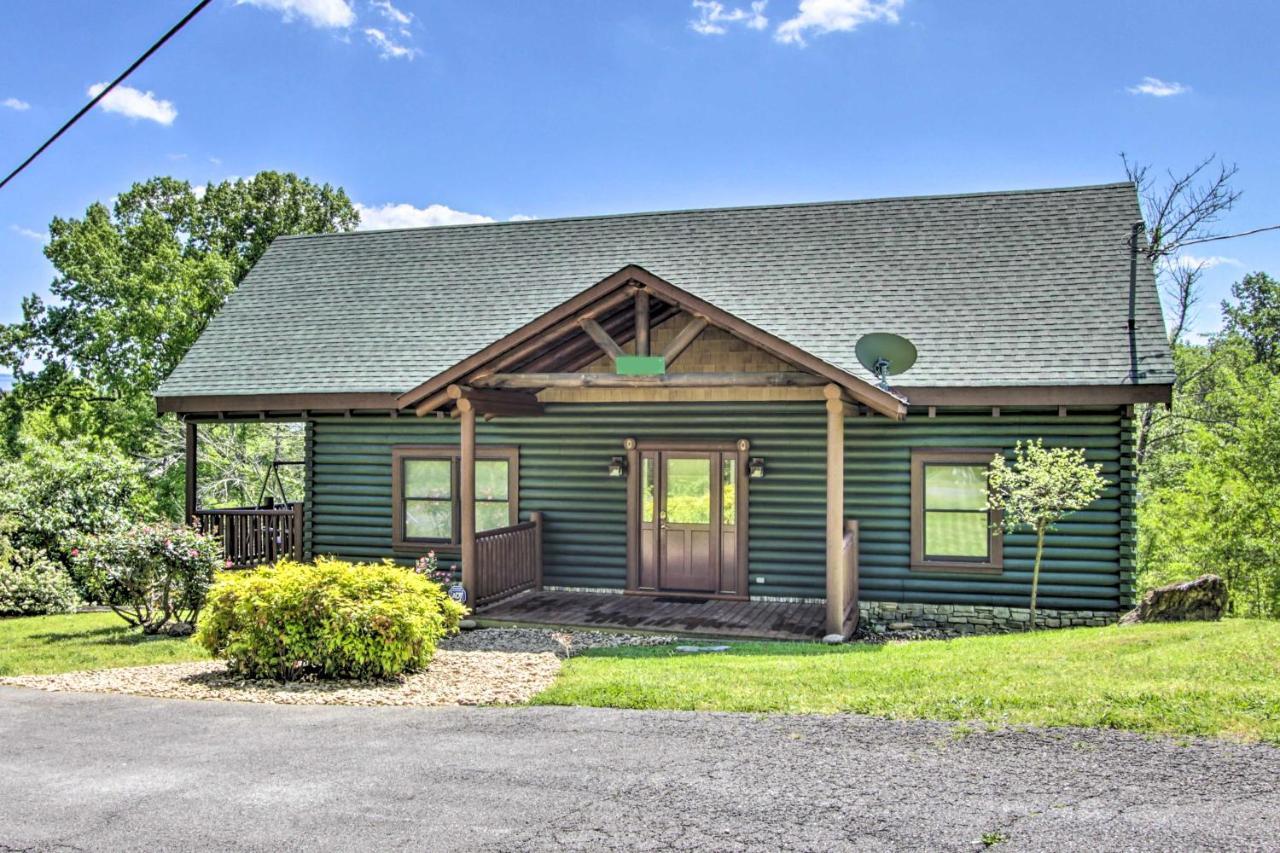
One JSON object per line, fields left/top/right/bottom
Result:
{"left": 1, "top": 686, "right": 1277, "bottom": 852}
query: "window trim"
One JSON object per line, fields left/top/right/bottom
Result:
{"left": 909, "top": 448, "right": 1003, "bottom": 574}
{"left": 391, "top": 445, "right": 519, "bottom": 551}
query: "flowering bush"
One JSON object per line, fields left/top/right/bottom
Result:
{"left": 412, "top": 550, "right": 454, "bottom": 586}
{"left": 0, "top": 539, "right": 80, "bottom": 616}
{"left": 197, "top": 557, "right": 466, "bottom": 681}
{"left": 0, "top": 437, "right": 150, "bottom": 590}
{"left": 72, "top": 522, "right": 221, "bottom": 634}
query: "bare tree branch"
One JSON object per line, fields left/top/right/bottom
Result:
{"left": 1123, "top": 152, "right": 1241, "bottom": 263}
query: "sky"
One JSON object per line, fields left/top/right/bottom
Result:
{"left": 2, "top": 0, "right": 1278, "bottom": 338}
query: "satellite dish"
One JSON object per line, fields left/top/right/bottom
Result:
{"left": 855, "top": 333, "right": 917, "bottom": 390}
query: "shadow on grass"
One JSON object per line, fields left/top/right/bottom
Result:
{"left": 29, "top": 625, "right": 178, "bottom": 647}
{"left": 572, "top": 639, "right": 891, "bottom": 661}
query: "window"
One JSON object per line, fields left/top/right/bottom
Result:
{"left": 392, "top": 446, "right": 518, "bottom": 549}
{"left": 910, "top": 449, "right": 1002, "bottom": 572}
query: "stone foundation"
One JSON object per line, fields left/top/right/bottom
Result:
{"left": 858, "top": 600, "right": 1119, "bottom": 636}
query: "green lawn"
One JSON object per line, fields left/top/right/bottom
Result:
{"left": 0, "top": 612, "right": 208, "bottom": 676}
{"left": 534, "top": 620, "right": 1280, "bottom": 744}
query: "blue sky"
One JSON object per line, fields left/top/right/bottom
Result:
{"left": 2, "top": 0, "right": 1277, "bottom": 336}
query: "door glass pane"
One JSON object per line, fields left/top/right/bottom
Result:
{"left": 722, "top": 457, "right": 736, "bottom": 527}
{"left": 665, "top": 457, "right": 711, "bottom": 525}
{"left": 476, "top": 501, "right": 510, "bottom": 532}
{"left": 925, "top": 511, "right": 988, "bottom": 559}
{"left": 406, "top": 499, "right": 452, "bottom": 539}
{"left": 405, "top": 459, "right": 451, "bottom": 499}
{"left": 475, "top": 459, "right": 508, "bottom": 500}
{"left": 924, "top": 464, "right": 987, "bottom": 510}
{"left": 641, "top": 457, "right": 655, "bottom": 523}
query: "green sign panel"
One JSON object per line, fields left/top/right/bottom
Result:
{"left": 615, "top": 355, "right": 667, "bottom": 376}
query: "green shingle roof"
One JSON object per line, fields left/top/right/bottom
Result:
{"left": 158, "top": 182, "right": 1173, "bottom": 398}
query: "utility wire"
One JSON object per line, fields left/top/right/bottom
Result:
{"left": 0, "top": 0, "right": 213, "bottom": 193}
{"left": 1177, "top": 223, "right": 1280, "bottom": 248}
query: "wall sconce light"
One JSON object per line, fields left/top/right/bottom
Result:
{"left": 748, "top": 457, "right": 766, "bottom": 479}
{"left": 608, "top": 456, "right": 627, "bottom": 478}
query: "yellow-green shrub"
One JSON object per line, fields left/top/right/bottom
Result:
{"left": 197, "top": 557, "right": 466, "bottom": 680}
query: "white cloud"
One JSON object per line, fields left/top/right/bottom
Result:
{"left": 1128, "top": 76, "right": 1189, "bottom": 97}
{"left": 364, "top": 26, "right": 418, "bottom": 59}
{"left": 87, "top": 83, "right": 177, "bottom": 125}
{"left": 370, "top": 0, "right": 411, "bottom": 26}
{"left": 775, "top": 0, "right": 903, "bottom": 45}
{"left": 1173, "top": 254, "right": 1241, "bottom": 271}
{"left": 10, "top": 225, "right": 47, "bottom": 243}
{"left": 356, "top": 202, "right": 495, "bottom": 230}
{"left": 356, "top": 202, "right": 534, "bottom": 230}
{"left": 236, "top": 0, "right": 355, "bottom": 28}
{"left": 690, "top": 1, "right": 768, "bottom": 35}
{"left": 3, "top": 97, "right": 30, "bottom": 111}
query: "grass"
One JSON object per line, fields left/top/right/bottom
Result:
{"left": 533, "top": 620, "right": 1280, "bottom": 744}
{"left": 0, "top": 612, "right": 208, "bottom": 677}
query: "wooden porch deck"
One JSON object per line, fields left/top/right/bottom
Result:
{"left": 476, "top": 590, "right": 826, "bottom": 641}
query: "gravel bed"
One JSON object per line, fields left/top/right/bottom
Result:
{"left": 443, "top": 626, "right": 675, "bottom": 657}
{"left": 0, "top": 628, "right": 674, "bottom": 708}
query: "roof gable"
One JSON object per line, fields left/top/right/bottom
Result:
{"left": 397, "top": 264, "right": 908, "bottom": 419}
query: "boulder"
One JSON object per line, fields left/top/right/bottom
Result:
{"left": 1120, "top": 575, "right": 1228, "bottom": 624}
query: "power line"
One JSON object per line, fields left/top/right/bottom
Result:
{"left": 0, "top": 0, "right": 213, "bottom": 193}
{"left": 1177, "top": 223, "right": 1280, "bottom": 248}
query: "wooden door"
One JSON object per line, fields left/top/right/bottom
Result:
{"left": 633, "top": 442, "right": 747, "bottom": 598}
{"left": 657, "top": 452, "right": 719, "bottom": 593}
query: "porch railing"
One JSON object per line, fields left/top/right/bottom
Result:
{"left": 841, "top": 519, "right": 860, "bottom": 637}
{"left": 474, "top": 511, "right": 543, "bottom": 606}
{"left": 194, "top": 502, "right": 304, "bottom": 569}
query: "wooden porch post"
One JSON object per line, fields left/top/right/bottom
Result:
{"left": 184, "top": 419, "right": 198, "bottom": 525}
{"left": 824, "top": 386, "right": 845, "bottom": 636}
{"left": 459, "top": 399, "right": 477, "bottom": 600}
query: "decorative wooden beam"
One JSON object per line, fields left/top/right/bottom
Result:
{"left": 522, "top": 301, "right": 674, "bottom": 374}
{"left": 445, "top": 384, "right": 544, "bottom": 417}
{"left": 660, "top": 316, "right": 708, "bottom": 366}
{"left": 634, "top": 289, "right": 650, "bottom": 357}
{"left": 480, "top": 287, "right": 638, "bottom": 376}
{"left": 414, "top": 390, "right": 451, "bottom": 417}
{"left": 472, "top": 371, "right": 827, "bottom": 390}
{"left": 579, "top": 317, "right": 626, "bottom": 360}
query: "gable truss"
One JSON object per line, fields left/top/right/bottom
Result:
{"left": 397, "top": 265, "right": 907, "bottom": 420}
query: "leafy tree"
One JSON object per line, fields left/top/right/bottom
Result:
{"left": 1223, "top": 272, "right": 1280, "bottom": 367}
{"left": 986, "top": 441, "right": 1107, "bottom": 627}
{"left": 0, "top": 172, "right": 358, "bottom": 456}
{"left": 1138, "top": 360, "right": 1280, "bottom": 616}
{"left": 0, "top": 171, "right": 357, "bottom": 520}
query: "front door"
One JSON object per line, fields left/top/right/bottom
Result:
{"left": 634, "top": 444, "right": 745, "bottom": 597}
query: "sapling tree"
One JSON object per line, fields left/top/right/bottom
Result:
{"left": 986, "top": 440, "right": 1107, "bottom": 628}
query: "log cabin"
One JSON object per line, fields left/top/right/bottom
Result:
{"left": 156, "top": 183, "right": 1173, "bottom": 639}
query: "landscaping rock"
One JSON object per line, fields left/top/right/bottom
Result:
{"left": 0, "top": 628, "right": 676, "bottom": 708}
{"left": 1121, "top": 574, "right": 1228, "bottom": 624}
{"left": 822, "top": 634, "right": 845, "bottom": 645}
{"left": 458, "top": 619, "right": 478, "bottom": 630}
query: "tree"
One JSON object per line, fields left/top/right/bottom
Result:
{"left": 1223, "top": 272, "right": 1280, "bottom": 367}
{"left": 0, "top": 172, "right": 358, "bottom": 456}
{"left": 1122, "top": 154, "right": 1242, "bottom": 467}
{"left": 0, "top": 172, "right": 358, "bottom": 519}
{"left": 986, "top": 441, "right": 1107, "bottom": 627}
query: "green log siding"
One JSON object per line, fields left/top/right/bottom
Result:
{"left": 304, "top": 402, "right": 1133, "bottom": 611}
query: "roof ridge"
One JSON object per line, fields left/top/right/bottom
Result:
{"left": 280, "top": 182, "right": 1138, "bottom": 241}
